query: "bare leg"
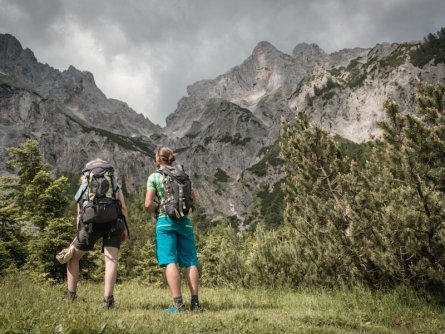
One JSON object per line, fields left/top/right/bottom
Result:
{"left": 104, "top": 247, "right": 119, "bottom": 297}
{"left": 185, "top": 265, "right": 199, "bottom": 295}
{"left": 165, "top": 263, "right": 182, "bottom": 299}
{"left": 67, "top": 248, "right": 87, "bottom": 293}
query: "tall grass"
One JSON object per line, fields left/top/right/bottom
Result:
{"left": 0, "top": 274, "right": 444, "bottom": 333}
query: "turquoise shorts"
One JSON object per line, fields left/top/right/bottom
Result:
{"left": 155, "top": 216, "right": 198, "bottom": 267}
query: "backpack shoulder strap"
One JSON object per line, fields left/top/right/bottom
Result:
{"left": 161, "top": 167, "right": 174, "bottom": 177}
{"left": 74, "top": 177, "right": 89, "bottom": 203}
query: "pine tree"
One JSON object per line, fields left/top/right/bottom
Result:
{"left": 280, "top": 112, "right": 360, "bottom": 286}
{"left": 1, "top": 139, "right": 69, "bottom": 230}
{"left": 0, "top": 139, "right": 73, "bottom": 278}
{"left": 375, "top": 82, "right": 445, "bottom": 289}
{"left": 26, "top": 217, "right": 73, "bottom": 280}
{"left": 199, "top": 223, "right": 250, "bottom": 287}
{"left": 280, "top": 83, "right": 445, "bottom": 290}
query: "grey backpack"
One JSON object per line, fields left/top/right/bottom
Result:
{"left": 157, "top": 165, "right": 193, "bottom": 218}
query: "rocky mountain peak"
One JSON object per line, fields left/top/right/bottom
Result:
{"left": 252, "top": 41, "right": 279, "bottom": 55}
{"left": 0, "top": 33, "right": 162, "bottom": 145}
{"left": 0, "top": 34, "right": 23, "bottom": 60}
{"left": 166, "top": 39, "right": 320, "bottom": 137}
{"left": 251, "top": 41, "right": 291, "bottom": 66}
{"left": 0, "top": 33, "right": 37, "bottom": 65}
{"left": 292, "top": 42, "right": 326, "bottom": 58}
{"left": 64, "top": 65, "right": 96, "bottom": 85}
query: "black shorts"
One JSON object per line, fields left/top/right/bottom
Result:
{"left": 73, "top": 220, "right": 124, "bottom": 251}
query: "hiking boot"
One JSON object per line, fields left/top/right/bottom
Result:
{"left": 103, "top": 295, "right": 114, "bottom": 309}
{"left": 62, "top": 290, "right": 77, "bottom": 302}
{"left": 191, "top": 302, "right": 203, "bottom": 312}
{"left": 164, "top": 304, "right": 185, "bottom": 314}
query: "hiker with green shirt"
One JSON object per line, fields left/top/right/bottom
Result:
{"left": 145, "top": 146, "right": 202, "bottom": 313}
{"left": 59, "top": 158, "right": 129, "bottom": 308}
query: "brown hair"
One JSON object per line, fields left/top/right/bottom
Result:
{"left": 156, "top": 146, "right": 175, "bottom": 166}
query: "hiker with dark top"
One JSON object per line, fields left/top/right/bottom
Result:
{"left": 59, "top": 158, "right": 129, "bottom": 308}
{"left": 145, "top": 146, "right": 202, "bottom": 313}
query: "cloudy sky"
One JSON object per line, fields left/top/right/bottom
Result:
{"left": 1, "top": 0, "right": 444, "bottom": 126}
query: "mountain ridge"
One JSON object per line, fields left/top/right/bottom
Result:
{"left": 1, "top": 31, "right": 444, "bottom": 220}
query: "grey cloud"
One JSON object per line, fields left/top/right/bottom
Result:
{"left": 1, "top": 0, "right": 444, "bottom": 125}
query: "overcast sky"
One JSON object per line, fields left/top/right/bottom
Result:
{"left": 1, "top": 0, "right": 444, "bottom": 126}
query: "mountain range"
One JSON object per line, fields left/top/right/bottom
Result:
{"left": 1, "top": 32, "right": 444, "bottom": 221}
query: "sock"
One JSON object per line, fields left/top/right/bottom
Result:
{"left": 104, "top": 295, "right": 114, "bottom": 302}
{"left": 67, "top": 290, "right": 77, "bottom": 301}
{"left": 191, "top": 294, "right": 199, "bottom": 305}
{"left": 103, "top": 295, "right": 114, "bottom": 308}
{"left": 173, "top": 296, "right": 183, "bottom": 307}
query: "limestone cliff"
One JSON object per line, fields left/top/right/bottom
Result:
{"left": 1, "top": 32, "right": 444, "bottom": 220}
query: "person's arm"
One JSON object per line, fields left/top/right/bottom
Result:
{"left": 191, "top": 190, "right": 197, "bottom": 205}
{"left": 145, "top": 189, "right": 158, "bottom": 212}
{"left": 76, "top": 204, "right": 81, "bottom": 228}
{"left": 118, "top": 191, "right": 129, "bottom": 242}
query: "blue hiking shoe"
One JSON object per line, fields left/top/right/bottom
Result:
{"left": 164, "top": 304, "right": 185, "bottom": 314}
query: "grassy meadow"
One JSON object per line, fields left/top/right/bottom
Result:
{"left": 0, "top": 274, "right": 444, "bottom": 333}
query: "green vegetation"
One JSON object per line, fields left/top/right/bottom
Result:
{"left": 346, "top": 67, "right": 367, "bottom": 89}
{"left": 280, "top": 82, "right": 445, "bottom": 290}
{"left": 314, "top": 77, "right": 340, "bottom": 97}
{"left": 184, "top": 132, "right": 199, "bottom": 139}
{"left": 194, "top": 144, "right": 206, "bottom": 153}
{"left": 305, "top": 93, "right": 313, "bottom": 107}
{"left": 237, "top": 109, "right": 254, "bottom": 122}
{"left": 0, "top": 139, "right": 73, "bottom": 279}
{"left": 0, "top": 274, "right": 443, "bottom": 334}
{"left": 347, "top": 58, "right": 361, "bottom": 71}
{"left": 329, "top": 67, "right": 343, "bottom": 77}
{"left": 379, "top": 46, "right": 407, "bottom": 68}
{"left": 247, "top": 140, "right": 284, "bottom": 177}
{"left": 1, "top": 81, "right": 445, "bottom": 332}
{"left": 64, "top": 114, "right": 156, "bottom": 157}
{"left": 308, "top": 77, "right": 340, "bottom": 106}
{"left": 322, "top": 91, "right": 336, "bottom": 103}
{"left": 335, "top": 135, "right": 375, "bottom": 168}
{"left": 149, "top": 133, "right": 166, "bottom": 141}
{"left": 217, "top": 133, "right": 251, "bottom": 146}
{"left": 330, "top": 57, "right": 367, "bottom": 89}
{"left": 2, "top": 83, "right": 444, "bottom": 291}
{"left": 255, "top": 182, "right": 285, "bottom": 229}
{"left": 410, "top": 27, "right": 445, "bottom": 67}
{"left": 214, "top": 168, "right": 231, "bottom": 183}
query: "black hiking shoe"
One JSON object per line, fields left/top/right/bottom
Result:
{"left": 103, "top": 295, "right": 115, "bottom": 309}
{"left": 62, "top": 290, "right": 77, "bottom": 302}
{"left": 191, "top": 302, "right": 203, "bottom": 312}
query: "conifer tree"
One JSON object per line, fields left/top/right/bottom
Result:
{"left": 1, "top": 139, "right": 69, "bottom": 230}
{"left": 280, "top": 112, "right": 360, "bottom": 286}
{"left": 375, "top": 82, "right": 445, "bottom": 289}
{"left": 280, "top": 83, "right": 445, "bottom": 290}
{"left": 0, "top": 139, "right": 73, "bottom": 278}
{"left": 199, "top": 224, "right": 250, "bottom": 287}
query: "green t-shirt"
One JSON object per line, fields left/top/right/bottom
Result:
{"left": 146, "top": 172, "right": 165, "bottom": 202}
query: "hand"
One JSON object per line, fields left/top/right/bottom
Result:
{"left": 121, "top": 226, "right": 129, "bottom": 243}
